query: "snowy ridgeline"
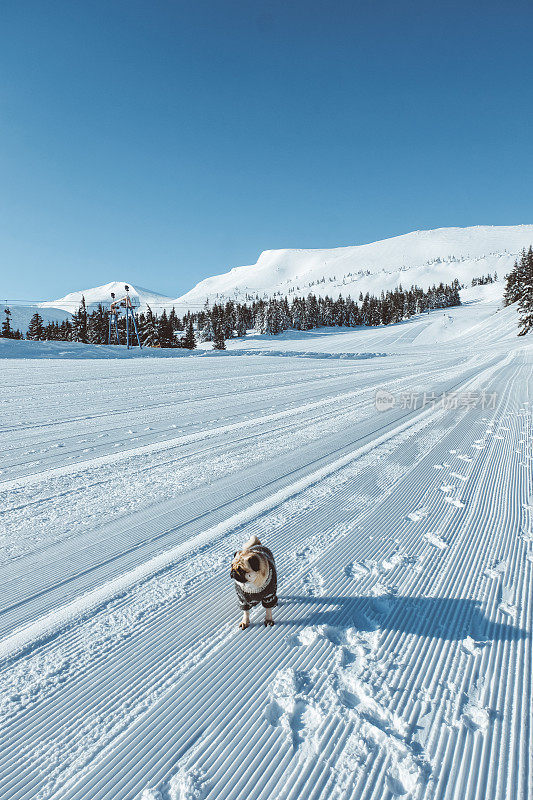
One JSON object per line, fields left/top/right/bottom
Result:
{"left": 5, "top": 225, "right": 533, "bottom": 337}
{"left": 174, "top": 224, "right": 533, "bottom": 305}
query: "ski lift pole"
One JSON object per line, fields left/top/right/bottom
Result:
{"left": 130, "top": 308, "right": 142, "bottom": 348}
{"left": 108, "top": 292, "right": 121, "bottom": 344}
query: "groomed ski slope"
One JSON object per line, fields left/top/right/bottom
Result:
{"left": 0, "top": 293, "right": 532, "bottom": 800}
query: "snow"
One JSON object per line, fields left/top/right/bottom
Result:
{"left": 9, "top": 225, "right": 533, "bottom": 331}
{"left": 3, "top": 304, "right": 71, "bottom": 337}
{"left": 174, "top": 224, "right": 533, "bottom": 305}
{"left": 0, "top": 279, "right": 532, "bottom": 800}
{"left": 39, "top": 281, "right": 174, "bottom": 313}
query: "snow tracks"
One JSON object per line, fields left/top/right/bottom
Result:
{"left": 0, "top": 348, "right": 531, "bottom": 800}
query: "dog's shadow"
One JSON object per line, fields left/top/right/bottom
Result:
{"left": 275, "top": 594, "right": 527, "bottom": 642}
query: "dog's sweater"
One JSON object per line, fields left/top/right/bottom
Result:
{"left": 234, "top": 546, "right": 278, "bottom": 611}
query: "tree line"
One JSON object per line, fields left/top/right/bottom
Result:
{"left": 503, "top": 247, "right": 533, "bottom": 335}
{"left": 2, "top": 280, "right": 462, "bottom": 348}
{"left": 471, "top": 272, "right": 497, "bottom": 286}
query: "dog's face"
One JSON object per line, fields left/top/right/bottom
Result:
{"left": 230, "top": 550, "right": 262, "bottom": 584}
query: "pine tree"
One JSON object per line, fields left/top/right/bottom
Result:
{"left": 306, "top": 294, "right": 320, "bottom": 328}
{"left": 254, "top": 303, "right": 266, "bottom": 334}
{"left": 212, "top": 322, "right": 226, "bottom": 350}
{"left": 504, "top": 247, "right": 532, "bottom": 307}
{"left": 236, "top": 306, "right": 248, "bottom": 337}
{"left": 71, "top": 296, "right": 88, "bottom": 343}
{"left": 158, "top": 309, "right": 175, "bottom": 347}
{"left": 265, "top": 300, "right": 286, "bottom": 335}
{"left": 142, "top": 305, "right": 160, "bottom": 347}
{"left": 199, "top": 313, "right": 214, "bottom": 342}
{"left": 291, "top": 298, "right": 308, "bottom": 330}
{"left": 2, "top": 307, "right": 13, "bottom": 338}
{"left": 183, "top": 319, "right": 197, "bottom": 349}
{"left": 504, "top": 260, "right": 520, "bottom": 306}
{"left": 518, "top": 286, "right": 533, "bottom": 335}
{"left": 87, "top": 304, "right": 108, "bottom": 344}
{"left": 27, "top": 312, "right": 44, "bottom": 340}
{"left": 169, "top": 307, "right": 179, "bottom": 333}
{"left": 517, "top": 254, "right": 533, "bottom": 335}
{"left": 199, "top": 301, "right": 214, "bottom": 342}
{"left": 224, "top": 301, "right": 236, "bottom": 338}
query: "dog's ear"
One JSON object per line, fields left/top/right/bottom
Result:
{"left": 248, "top": 555, "right": 260, "bottom": 572}
{"left": 233, "top": 551, "right": 239, "bottom": 558}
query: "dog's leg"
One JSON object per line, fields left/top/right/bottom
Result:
{"left": 264, "top": 607, "right": 274, "bottom": 627}
{"left": 239, "top": 610, "right": 250, "bottom": 630}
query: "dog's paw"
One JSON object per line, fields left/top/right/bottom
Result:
{"left": 264, "top": 619, "right": 274, "bottom": 627}
{"left": 239, "top": 621, "right": 249, "bottom": 630}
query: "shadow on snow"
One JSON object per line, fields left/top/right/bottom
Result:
{"left": 277, "top": 594, "right": 527, "bottom": 642}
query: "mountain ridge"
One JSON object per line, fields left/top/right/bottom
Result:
{"left": 9, "top": 225, "right": 533, "bottom": 328}
{"left": 174, "top": 224, "right": 533, "bottom": 306}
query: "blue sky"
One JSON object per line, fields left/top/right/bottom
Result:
{"left": 1, "top": 0, "right": 533, "bottom": 301}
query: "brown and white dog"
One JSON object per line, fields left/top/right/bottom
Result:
{"left": 230, "top": 535, "right": 278, "bottom": 629}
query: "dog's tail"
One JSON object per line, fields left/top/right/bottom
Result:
{"left": 242, "top": 534, "right": 261, "bottom": 549}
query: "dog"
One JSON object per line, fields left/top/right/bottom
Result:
{"left": 230, "top": 535, "right": 277, "bottom": 629}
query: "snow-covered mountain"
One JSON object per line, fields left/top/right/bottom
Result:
{"left": 9, "top": 225, "right": 533, "bottom": 334}
{"left": 39, "top": 281, "right": 173, "bottom": 314}
{"left": 3, "top": 282, "right": 174, "bottom": 336}
{"left": 174, "top": 224, "right": 533, "bottom": 306}
{"left": 5, "top": 305, "right": 72, "bottom": 336}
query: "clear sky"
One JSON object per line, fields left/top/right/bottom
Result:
{"left": 1, "top": 0, "right": 533, "bottom": 301}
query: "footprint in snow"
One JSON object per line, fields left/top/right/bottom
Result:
{"left": 462, "top": 702, "right": 489, "bottom": 732}
{"left": 424, "top": 532, "right": 448, "bottom": 550}
{"left": 457, "top": 454, "right": 473, "bottom": 463}
{"left": 407, "top": 507, "right": 429, "bottom": 522}
{"left": 498, "top": 586, "right": 517, "bottom": 618}
{"left": 345, "top": 561, "right": 371, "bottom": 579}
{"left": 483, "top": 561, "right": 506, "bottom": 579}
{"left": 266, "top": 668, "right": 323, "bottom": 751}
{"left": 439, "top": 484, "right": 455, "bottom": 493}
{"left": 168, "top": 767, "right": 208, "bottom": 800}
{"left": 461, "top": 636, "right": 482, "bottom": 656}
{"left": 387, "top": 758, "right": 420, "bottom": 797}
{"left": 301, "top": 568, "right": 325, "bottom": 596}
{"left": 450, "top": 472, "right": 467, "bottom": 481}
{"left": 380, "top": 552, "right": 406, "bottom": 572}
{"left": 140, "top": 789, "right": 162, "bottom": 800}
{"left": 370, "top": 592, "right": 394, "bottom": 618}
{"left": 498, "top": 601, "right": 517, "bottom": 619}
{"left": 292, "top": 626, "right": 319, "bottom": 647}
{"left": 444, "top": 497, "right": 465, "bottom": 508}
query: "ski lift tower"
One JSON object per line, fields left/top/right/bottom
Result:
{"left": 108, "top": 285, "right": 143, "bottom": 349}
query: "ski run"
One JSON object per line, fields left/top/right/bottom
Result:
{"left": 0, "top": 293, "right": 532, "bottom": 800}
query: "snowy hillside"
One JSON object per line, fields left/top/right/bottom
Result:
{"left": 39, "top": 281, "right": 174, "bottom": 314}
{"left": 5, "top": 304, "right": 72, "bottom": 336}
{"left": 174, "top": 224, "right": 533, "bottom": 305}
{"left": 13, "top": 226, "right": 533, "bottom": 329}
